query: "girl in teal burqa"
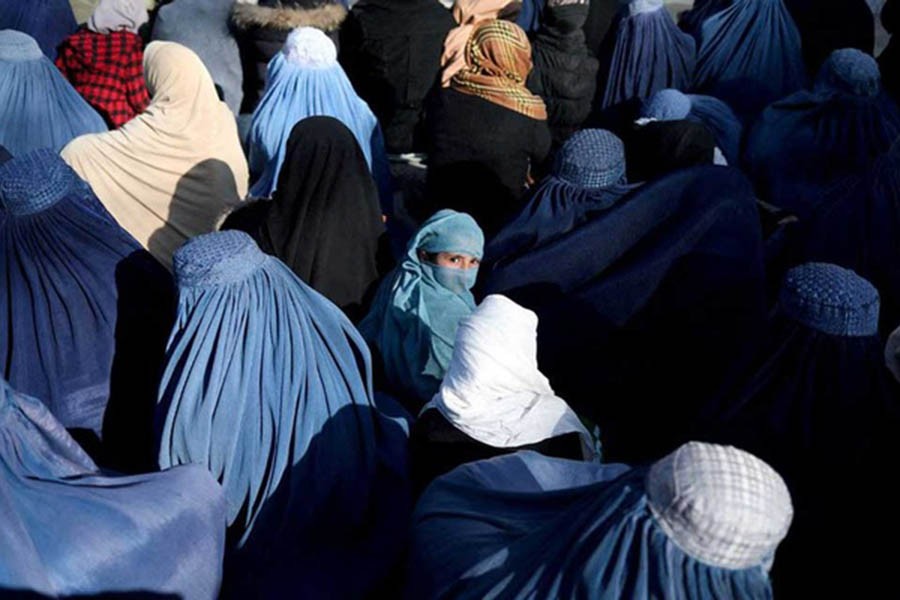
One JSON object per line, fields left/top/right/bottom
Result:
{"left": 360, "top": 210, "right": 484, "bottom": 408}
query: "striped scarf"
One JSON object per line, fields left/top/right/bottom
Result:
{"left": 450, "top": 20, "right": 547, "bottom": 120}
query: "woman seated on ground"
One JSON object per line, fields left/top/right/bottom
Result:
{"left": 61, "top": 41, "right": 249, "bottom": 268}
{"left": 359, "top": 210, "right": 484, "bottom": 410}
{"left": 410, "top": 294, "right": 596, "bottom": 492}
{"left": 0, "top": 30, "right": 106, "bottom": 155}
{"left": 407, "top": 442, "right": 793, "bottom": 599}
{"left": 425, "top": 19, "right": 551, "bottom": 236}
{"left": 56, "top": 0, "right": 150, "bottom": 128}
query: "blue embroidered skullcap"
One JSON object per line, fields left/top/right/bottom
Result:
{"left": 641, "top": 89, "right": 693, "bottom": 121}
{"left": 0, "top": 149, "right": 81, "bottom": 215}
{"left": 628, "top": 0, "right": 664, "bottom": 15}
{"left": 554, "top": 129, "right": 627, "bottom": 189}
{"left": 814, "top": 48, "right": 881, "bottom": 97}
{"left": 779, "top": 263, "right": 880, "bottom": 336}
{"left": 174, "top": 230, "right": 269, "bottom": 288}
{"left": 0, "top": 29, "right": 42, "bottom": 61}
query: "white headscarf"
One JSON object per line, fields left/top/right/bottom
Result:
{"left": 425, "top": 294, "right": 596, "bottom": 455}
{"left": 87, "top": 0, "right": 148, "bottom": 34}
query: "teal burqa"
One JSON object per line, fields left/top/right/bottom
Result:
{"left": 359, "top": 210, "right": 485, "bottom": 406}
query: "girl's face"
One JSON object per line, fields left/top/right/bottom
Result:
{"left": 420, "top": 251, "right": 480, "bottom": 270}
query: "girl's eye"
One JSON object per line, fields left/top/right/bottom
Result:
{"left": 449, "top": 256, "right": 461, "bottom": 263}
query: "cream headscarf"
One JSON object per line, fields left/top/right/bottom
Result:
{"left": 62, "top": 41, "right": 249, "bottom": 268}
{"left": 424, "top": 294, "right": 596, "bottom": 455}
{"left": 440, "top": 0, "right": 513, "bottom": 86}
{"left": 87, "top": 0, "right": 148, "bottom": 34}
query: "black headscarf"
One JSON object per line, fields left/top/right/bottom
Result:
{"left": 0, "top": 145, "right": 10, "bottom": 165}
{"left": 620, "top": 119, "right": 715, "bottom": 182}
{"left": 225, "top": 116, "right": 386, "bottom": 321}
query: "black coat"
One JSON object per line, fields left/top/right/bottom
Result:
{"left": 527, "top": 1, "right": 599, "bottom": 145}
{"left": 339, "top": 0, "right": 455, "bottom": 154}
{"left": 231, "top": 0, "right": 347, "bottom": 114}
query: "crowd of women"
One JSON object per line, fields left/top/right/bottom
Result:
{"left": 0, "top": 0, "right": 897, "bottom": 597}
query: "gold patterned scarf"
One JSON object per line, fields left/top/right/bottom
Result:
{"left": 450, "top": 20, "right": 547, "bottom": 120}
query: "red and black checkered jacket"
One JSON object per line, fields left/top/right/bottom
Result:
{"left": 56, "top": 28, "right": 150, "bottom": 128}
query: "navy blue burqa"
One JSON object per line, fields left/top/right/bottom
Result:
{"left": 696, "top": 263, "right": 899, "bottom": 597}
{"left": 0, "top": 145, "right": 9, "bottom": 164}
{"left": 744, "top": 49, "right": 900, "bottom": 213}
{"left": 483, "top": 166, "right": 766, "bottom": 463}
{"left": 0, "top": 0, "right": 77, "bottom": 60}
{"left": 0, "top": 150, "right": 174, "bottom": 472}
{"left": 593, "top": 0, "right": 695, "bottom": 110}
{"left": 677, "top": 0, "right": 731, "bottom": 41}
{"left": 0, "top": 377, "right": 227, "bottom": 599}
{"left": 693, "top": 0, "right": 805, "bottom": 121}
{"left": 157, "top": 230, "right": 411, "bottom": 598}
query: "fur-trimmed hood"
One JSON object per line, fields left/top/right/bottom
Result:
{"left": 231, "top": 2, "right": 347, "bottom": 32}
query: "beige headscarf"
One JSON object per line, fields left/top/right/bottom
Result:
{"left": 62, "top": 41, "right": 249, "bottom": 268}
{"left": 440, "top": 0, "right": 513, "bottom": 86}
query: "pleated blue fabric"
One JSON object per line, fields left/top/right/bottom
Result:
{"left": 693, "top": 0, "right": 805, "bottom": 121}
{"left": 157, "top": 230, "right": 411, "bottom": 598}
{"left": 0, "top": 149, "right": 172, "bottom": 444}
{"left": 641, "top": 88, "right": 743, "bottom": 164}
{"left": 359, "top": 210, "right": 485, "bottom": 407}
{"left": 407, "top": 444, "right": 791, "bottom": 599}
{"left": 0, "top": 0, "right": 77, "bottom": 60}
{"left": 0, "top": 30, "right": 106, "bottom": 155}
{"left": 247, "top": 27, "right": 390, "bottom": 201}
{"left": 0, "top": 377, "right": 227, "bottom": 599}
{"left": 744, "top": 49, "right": 900, "bottom": 212}
{"left": 677, "top": 0, "right": 731, "bottom": 41}
{"left": 697, "top": 263, "right": 898, "bottom": 596}
{"left": 0, "top": 145, "right": 9, "bottom": 164}
{"left": 484, "top": 166, "right": 766, "bottom": 463}
{"left": 486, "top": 129, "right": 639, "bottom": 266}
{"left": 596, "top": 0, "right": 696, "bottom": 109}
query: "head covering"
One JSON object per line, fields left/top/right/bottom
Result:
{"left": 71, "top": 0, "right": 155, "bottom": 24}
{"left": 248, "top": 27, "right": 387, "bottom": 199}
{"left": 0, "top": 0, "right": 77, "bottom": 60}
{"left": 407, "top": 443, "right": 791, "bottom": 598}
{"left": 0, "top": 30, "right": 106, "bottom": 155}
{"left": 594, "top": 0, "right": 696, "bottom": 109}
{"left": 622, "top": 119, "right": 716, "bottom": 182}
{"left": 698, "top": 262, "right": 897, "bottom": 596}
{"left": 485, "top": 128, "right": 639, "bottom": 264}
{"left": 640, "top": 88, "right": 743, "bottom": 164}
{"left": 0, "top": 150, "right": 173, "bottom": 449}
{"left": 0, "top": 377, "right": 226, "bottom": 598}
{"left": 359, "top": 210, "right": 485, "bottom": 406}
{"left": 449, "top": 19, "right": 547, "bottom": 119}
{"left": 744, "top": 49, "right": 900, "bottom": 213}
{"left": 425, "top": 295, "right": 595, "bottom": 452}
{"left": 228, "top": 117, "right": 385, "bottom": 321}
{"left": 441, "top": 0, "right": 513, "bottom": 85}
{"left": 484, "top": 166, "right": 766, "bottom": 463}
{"left": 158, "top": 230, "right": 410, "bottom": 597}
{"left": 693, "top": 0, "right": 805, "bottom": 120}
{"left": 151, "top": 0, "right": 244, "bottom": 114}
{"left": 61, "top": 41, "right": 250, "bottom": 268}
{"left": 87, "top": 0, "right": 147, "bottom": 34}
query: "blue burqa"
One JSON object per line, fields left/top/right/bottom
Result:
{"left": 485, "top": 129, "right": 640, "bottom": 266}
{"left": 0, "top": 30, "right": 106, "bottom": 155}
{"left": 696, "top": 263, "right": 899, "bottom": 597}
{"left": 744, "top": 49, "right": 900, "bottom": 212}
{"left": 0, "top": 0, "right": 77, "bottom": 60}
{"left": 641, "top": 88, "right": 743, "bottom": 165}
{"left": 677, "top": 0, "right": 731, "bottom": 41}
{"left": 247, "top": 27, "right": 391, "bottom": 203}
{"left": 406, "top": 449, "right": 782, "bottom": 599}
{"left": 0, "top": 150, "right": 174, "bottom": 470}
{"left": 595, "top": 0, "right": 696, "bottom": 109}
{"left": 693, "top": 0, "right": 805, "bottom": 121}
{"left": 157, "top": 230, "right": 411, "bottom": 598}
{"left": 0, "top": 377, "right": 227, "bottom": 599}
{"left": 0, "top": 145, "right": 9, "bottom": 164}
{"left": 484, "top": 166, "right": 766, "bottom": 463}
{"left": 359, "top": 210, "right": 485, "bottom": 408}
